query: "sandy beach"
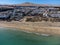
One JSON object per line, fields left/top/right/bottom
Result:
{"left": 0, "top": 21, "right": 60, "bottom": 35}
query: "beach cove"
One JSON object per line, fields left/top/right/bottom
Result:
{"left": 0, "top": 21, "right": 60, "bottom": 45}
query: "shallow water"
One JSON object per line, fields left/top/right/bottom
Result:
{"left": 0, "top": 28, "right": 60, "bottom": 45}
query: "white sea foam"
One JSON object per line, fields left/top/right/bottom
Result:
{"left": 40, "top": 34, "right": 50, "bottom": 36}
{"left": 23, "top": 30, "right": 32, "bottom": 33}
{"left": 34, "top": 33, "right": 40, "bottom": 35}
{"left": 0, "top": 27, "right": 5, "bottom": 28}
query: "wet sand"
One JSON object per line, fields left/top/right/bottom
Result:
{"left": 0, "top": 21, "right": 60, "bottom": 35}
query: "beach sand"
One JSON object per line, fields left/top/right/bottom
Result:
{"left": 0, "top": 21, "right": 60, "bottom": 35}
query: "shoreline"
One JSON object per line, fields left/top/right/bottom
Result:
{"left": 0, "top": 21, "right": 60, "bottom": 35}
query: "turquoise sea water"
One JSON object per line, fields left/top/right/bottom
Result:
{"left": 0, "top": 28, "right": 60, "bottom": 45}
